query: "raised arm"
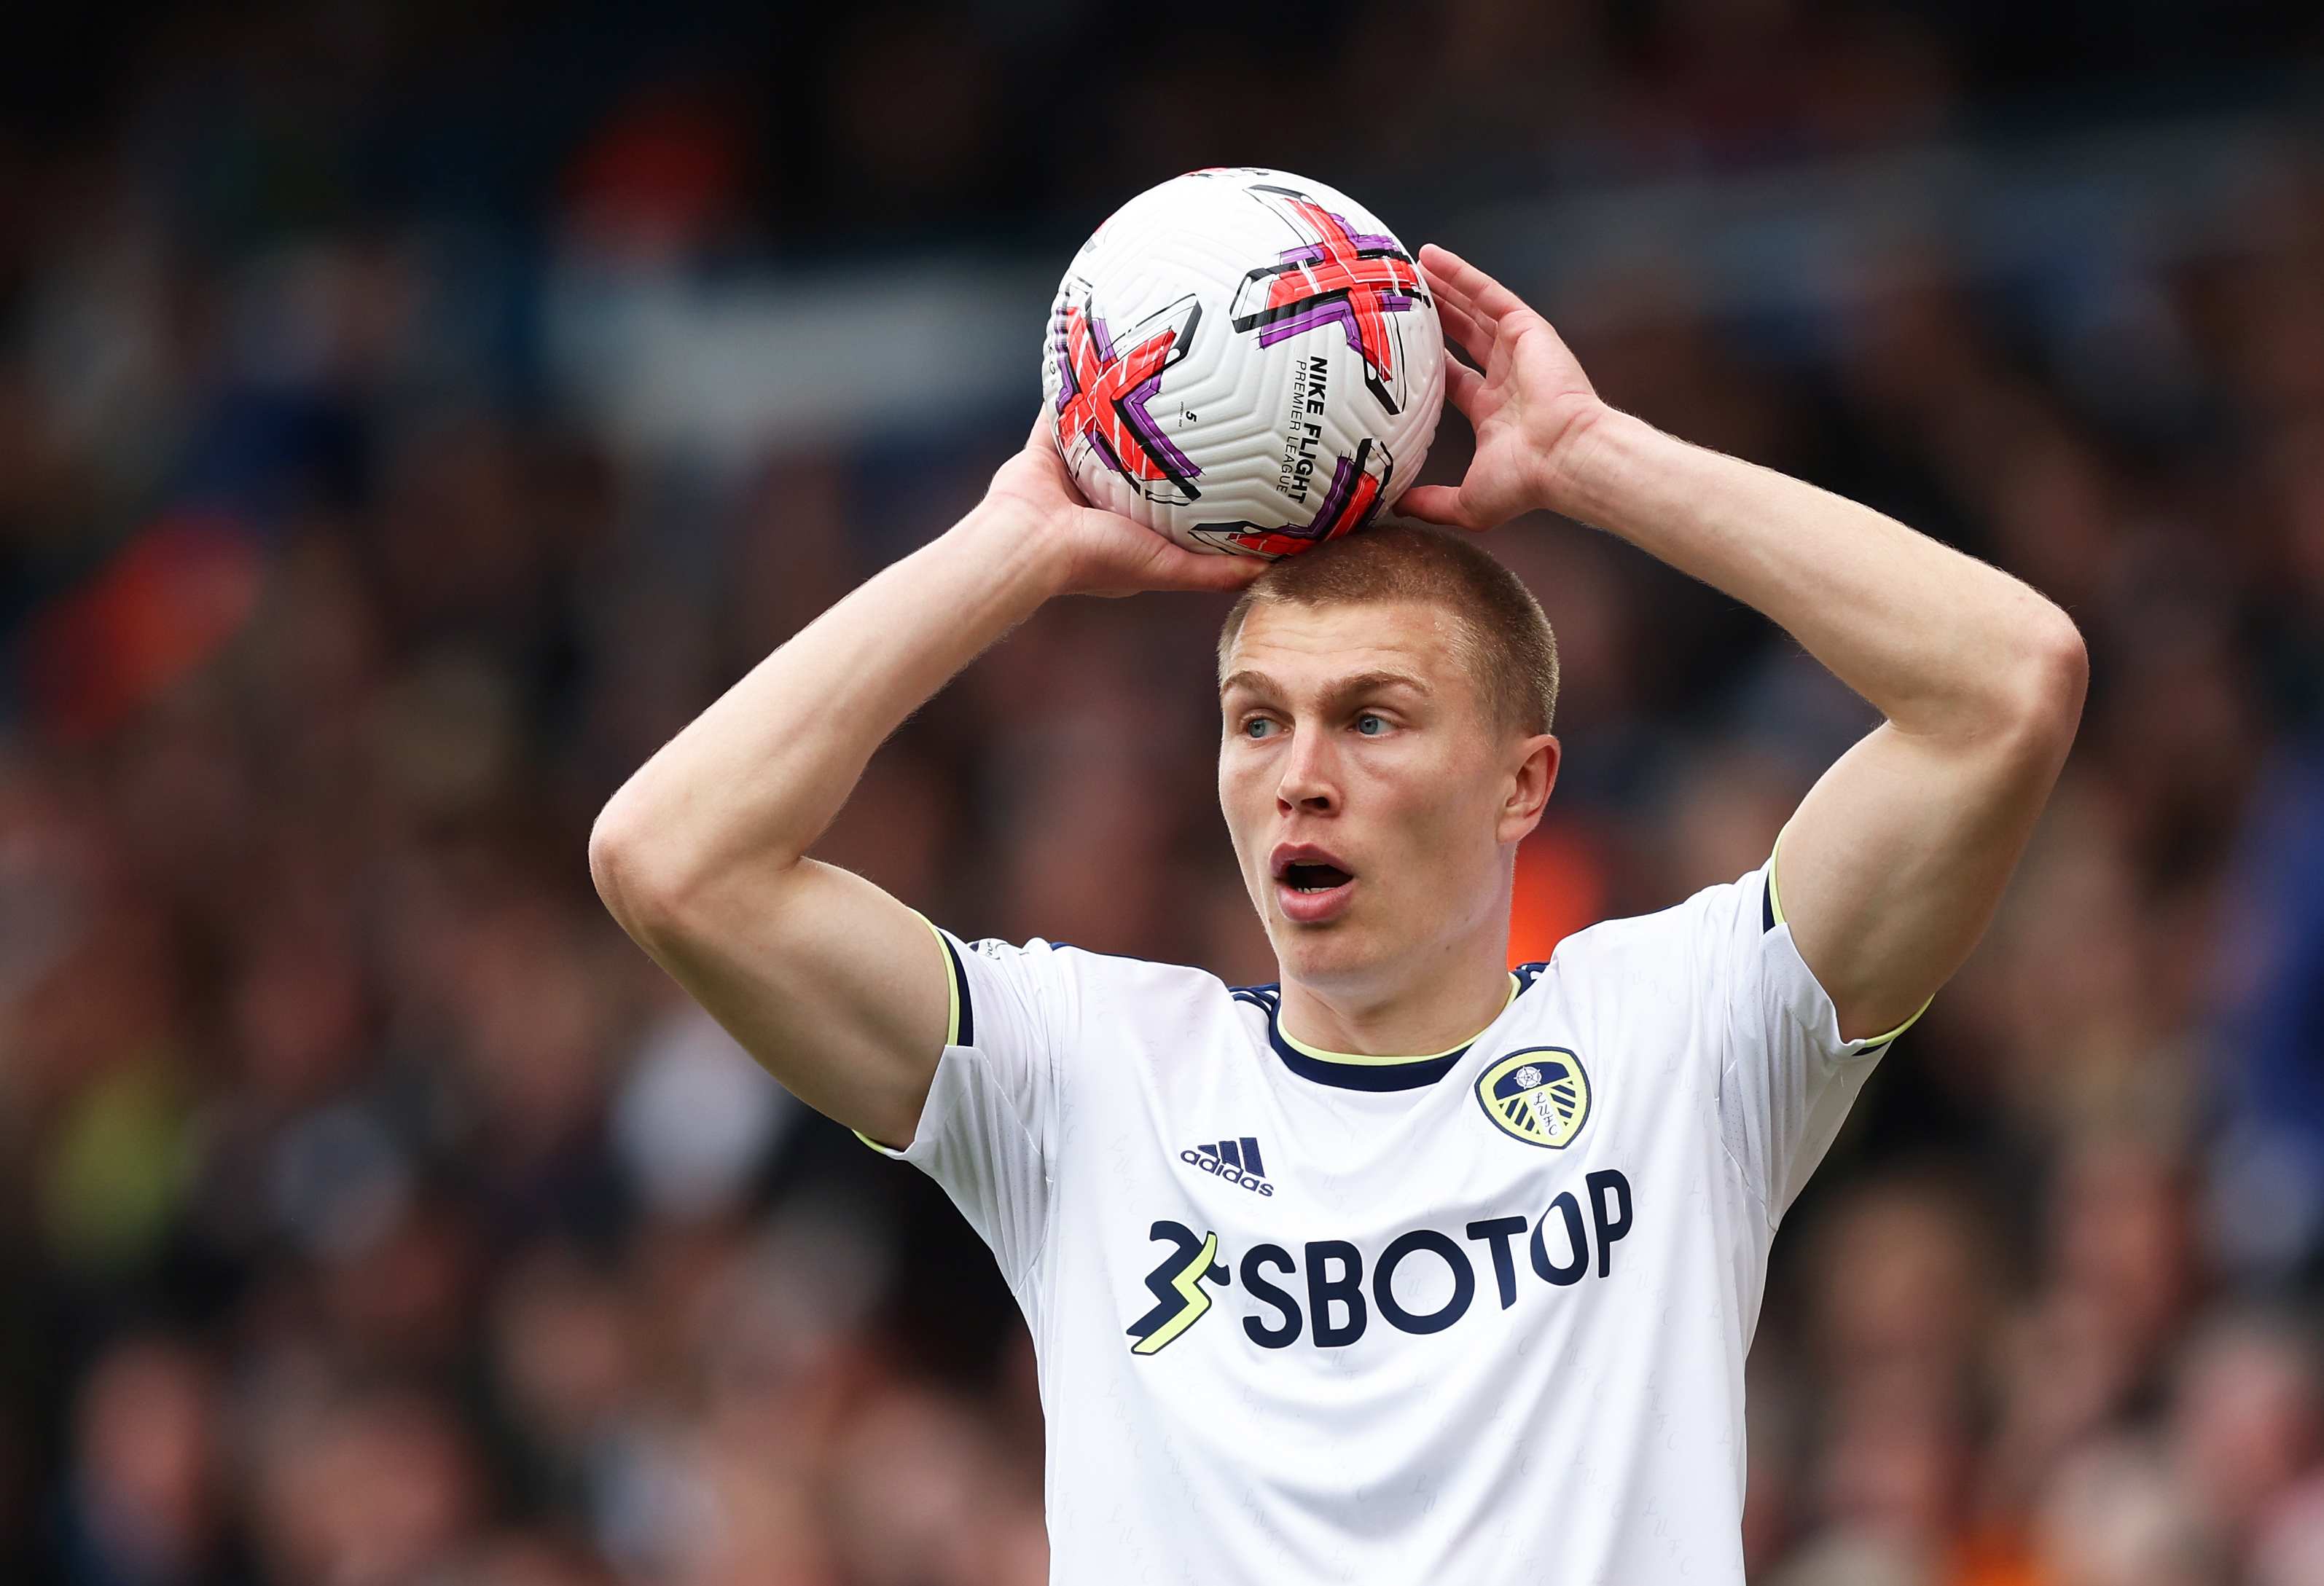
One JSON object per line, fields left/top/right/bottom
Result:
{"left": 589, "top": 421, "right": 1259, "bottom": 1145}
{"left": 1402, "top": 246, "right": 2086, "bottom": 1040}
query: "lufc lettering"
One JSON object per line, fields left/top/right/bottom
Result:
{"left": 1275, "top": 356, "right": 1330, "bottom": 503}
{"left": 1125, "top": 1170, "right": 1635, "bottom": 1354}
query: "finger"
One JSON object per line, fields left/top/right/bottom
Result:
{"left": 1420, "top": 243, "right": 1530, "bottom": 325}
{"left": 1041, "top": 441, "right": 1093, "bottom": 506}
{"left": 1435, "top": 293, "right": 1495, "bottom": 371}
{"left": 1425, "top": 267, "right": 1500, "bottom": 369}
{"left": 1015, "top": 412, "right": 1100, "bottom": 507}
{"left": 1135, "top": 538, "right": 1269, "bottom": 593}
{"left": 1396, "top": 483, "right": 1482, "bottom": 532}
{"left": 1189, "top": 554, "right": 1271, "bottom": 592}
{"left": 1442, "top": 358, "right": 1485, "bottom": 417}
{"left": 1079, "top": 512, "right": 1269, "bottom": 589}
{"left": 1419, "top": 246, "right": 1484, "bottom": 325}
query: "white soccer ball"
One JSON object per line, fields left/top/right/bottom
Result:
{"left": 1041, "top": 168, "right": 1445, "bottom": 559}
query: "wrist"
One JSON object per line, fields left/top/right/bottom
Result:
{"left": 951, "top": 496, "right": 1079, "bottom": 605}
{"left": 1536, "top": 400, "right": 1643, "bottom": 523}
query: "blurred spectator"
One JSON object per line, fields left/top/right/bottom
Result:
{"left": 2037, "top": 1435, "right": 2215, "bottom": 1586}
{"left": 245, "top": 1388, "right": 484, "bottom": 1586}
{"left": 442, "top": 1533, "right": 615, "bottom": 1586}
{"left": 612, "top": 1004, "right": 798, "bottom": 1226}
{"left": 564, "top": 85, "right": 756, "bottom": 270}
{"left": 0, "top": 4, "right": 2321, "bottom": 1582}
{"left": 2035, "top": 1308, "right": 2324, "bottom": 1586}
{"left": 2211, "top": 740, "right": 2324, "bottom": 1281}
{"left": 58, "top": 1339, "right": 233, "bottom": 1586}
{"left": 2172, "top": 1311, "right": 2324, "bottom": 1567}
{"left": 826, "top": 1386, "right": 1044, "bottom": 1586}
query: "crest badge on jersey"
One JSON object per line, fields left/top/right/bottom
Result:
{"left": 1476, "top": 1048, "right": 1592, "bottom": 1149}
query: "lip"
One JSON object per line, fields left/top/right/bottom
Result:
{"left": 1270, "top": 842, "right": 1356, "bottom": 926}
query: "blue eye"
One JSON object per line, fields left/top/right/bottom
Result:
{"left": 1244, "top": 718, "right": 1273, "bottom": 739}
{"left": 1356, "top": 714, "right": 1385, "bottom": 736}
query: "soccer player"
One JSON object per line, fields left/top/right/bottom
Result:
{"left": 590, "top": 246, "right": 2086, "bottom": 1581}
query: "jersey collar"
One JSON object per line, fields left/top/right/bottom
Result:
{"left": 1232, "top": 969, "right": 1544, "bottom": 1092}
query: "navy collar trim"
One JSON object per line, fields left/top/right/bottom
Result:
{"left": 1232, "top": 965, "right": 1549, "bottom": 1093}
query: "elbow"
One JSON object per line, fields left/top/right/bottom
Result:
{"left": 589, "top": 795, "right": 689, "bottom": 947}
{"left": 590, "top": 789, "right": 797, "bottom": 951}
{"left": 1998, "top": 602, "right": 2089, "bottom": 755}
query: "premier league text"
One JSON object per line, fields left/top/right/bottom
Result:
{"left": 1276, "top": 356, "right": 1330, "bottom": 502}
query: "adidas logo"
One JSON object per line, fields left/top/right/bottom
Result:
{"left": 1178, "top": 1136, "right": 1274, "bottom": 1197}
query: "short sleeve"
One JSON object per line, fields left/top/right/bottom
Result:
{"left": 1710, "top": 855, "right": 1919, "bottom": 1226}
{"left": 864, "top": 923, "right": 1073, "bottom": 1291}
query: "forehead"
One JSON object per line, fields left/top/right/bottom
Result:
{"left": 1222, "top": 599, "right": 1472, "bottom": 695}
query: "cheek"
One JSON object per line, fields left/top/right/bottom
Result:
{"left": 1217, "top": 754, "right": 1266, "bottom": 847}
{"left": 1361, "top": 754, "right": 1504, "bottom": 868}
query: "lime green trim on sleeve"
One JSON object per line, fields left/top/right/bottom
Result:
{"left": 1858, "top": 996, "right": 1933, "bottom": 1050}
{"left": 1767, "top": 825, "right": 1933, "bottom": 1048}
{"left": 852, "top": 911, "right": 966, "bottom": 1156}
{"left": 1275, "top": 974, "right": 1522, "bottom": 1067}
{"left": 911, "top": 909, "right": 962, "bottom": 1048}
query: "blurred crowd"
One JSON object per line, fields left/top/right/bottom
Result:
{"left": 3, "top": 2, "right": 2324, "bottom": 1585}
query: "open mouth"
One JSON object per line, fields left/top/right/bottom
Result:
{"left": 1272, "top": 847, "right": 1356, "bottom": 924}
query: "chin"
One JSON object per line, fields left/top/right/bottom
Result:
{"left": 1268, "top": 919, "right": 1392, "bottom": 989}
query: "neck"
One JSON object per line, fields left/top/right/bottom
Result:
{"left": 1275, "top": 926, "right": 1518, "bottom": 1059}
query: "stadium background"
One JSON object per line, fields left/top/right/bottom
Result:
{"left": 3, "top": 1, "right": 2324, "bottom": 1582}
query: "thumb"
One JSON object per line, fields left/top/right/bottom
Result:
{"left": 1138, "top": 537, "right": 1269, "bottom": 594}
{"left": 1396, "top": 484, "right": 1486, "bottom": 532}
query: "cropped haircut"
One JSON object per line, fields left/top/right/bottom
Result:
{"left": 1216, "top": 520, "right": 1560, "bottom": 738}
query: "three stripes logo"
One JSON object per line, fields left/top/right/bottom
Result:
{"left": 1476, "top": 1048, "right": 1592, "bottom": 1149}
{"left": 1179, "top": 1136, "right": 1274, "bottom": 1196}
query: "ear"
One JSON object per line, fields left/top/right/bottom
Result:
{"left": 1498, "top": 734, "right": 1560, "bottom": 845}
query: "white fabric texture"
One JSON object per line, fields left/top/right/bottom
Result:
{"left": 875, "top": 859, "right": 1889, "bottom": 1585}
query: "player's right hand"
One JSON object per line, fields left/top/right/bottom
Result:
{"left": 1398, "top": 244, "right": 1609, "bottom": 535}
{"left": 982, "top": 412, "right": 1267, "bottom": 600}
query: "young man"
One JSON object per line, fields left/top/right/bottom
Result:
{"left": 590, "top": 246, "right": 2086, "bottom": 1581}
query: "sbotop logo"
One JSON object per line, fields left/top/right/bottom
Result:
{"left": 1126, "top": 1169, "right": 1635, "bottom": 1357}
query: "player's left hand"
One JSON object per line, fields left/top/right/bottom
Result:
{"left": 1398, "top": 245, "right": 1608, "bottom": 534}
{"left": 982, "top": 412, "right": 1268, "bottom": 599}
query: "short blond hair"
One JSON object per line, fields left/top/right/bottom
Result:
{"left": 1216, "top": 520, "right": 1560, "bottom": 738}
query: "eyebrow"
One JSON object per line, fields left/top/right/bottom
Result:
{"left": 1219, "top": 667, "right": 1434, "bottom": 705}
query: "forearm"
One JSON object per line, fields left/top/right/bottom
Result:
{"left": 592, "top": 503, "right": 1060, "bottom": 917}
{"left": 1412, "top": 245, "right": 2084, "bottom": 1035}
{"left": 1552, "top": 407, "right": 2083, "bottom": 1031}
{"left": 584, "top": 421, "right": 1250, "bottom": 1140}
{"left": 1549, "top": 408, "right": 2080, "bottom": 739}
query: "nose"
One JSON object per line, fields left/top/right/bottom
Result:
{"left": 1275, "top": 723, "right": 1339, "bottom": 816}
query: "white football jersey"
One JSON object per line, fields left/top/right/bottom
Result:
{"left": 873, "top": 857, "right": 1904, "bottom": 1583}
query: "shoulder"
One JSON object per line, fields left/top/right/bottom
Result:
{"left": 1049, "top": 941, "right": 1227, "bottom": 991}
{"left": 955, "top": 933, "right": 1235, "bottom": 1011}
{"left": 1525, "top": 864, "right": 1775, "bottom": 986}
